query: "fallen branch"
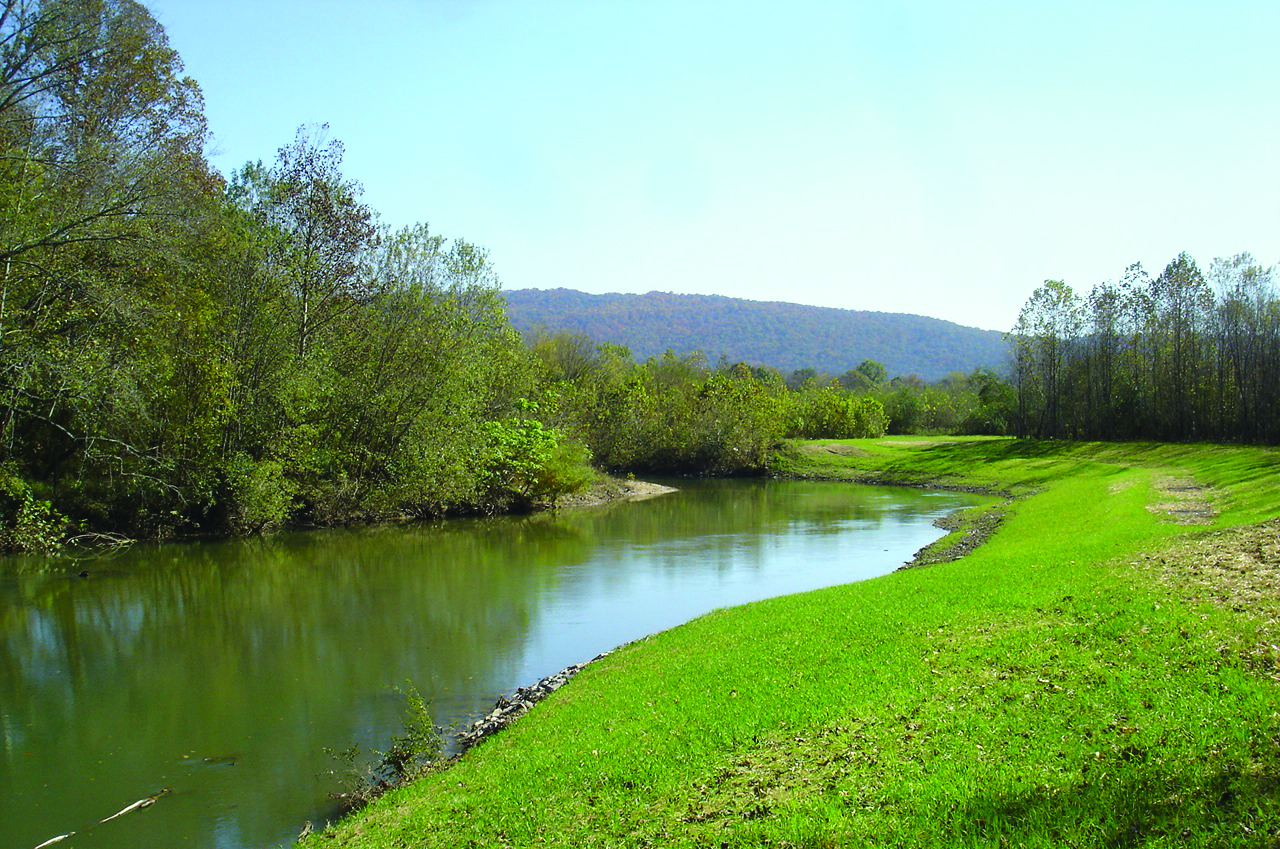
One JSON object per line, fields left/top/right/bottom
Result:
{"left": 30, "top": 788, "right": 170, "bottom": 849}
{"left": 98, "top": 789, "right": 168, "bottom": 824}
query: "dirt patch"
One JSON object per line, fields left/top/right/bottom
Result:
{"left": 901, "top": 501, "right": 1010, "bottom": 569}
{"left": 1140, "top": 519, "right": 1280, "bottom": 618}
{"left": 795, "top": 442, "right": 870, "bottom": 458}
{"left": 1135, "top": 520, "right": 1280, "bottom": 686}
{"left": 556, "top": 477, "right": 678, "bottom": 509}
{"left": 1146, "top": 474, "right": 1218, "bottom": 525}
{"left": 1108, "top": 479, "right": 1137, "bottom": 495}
{"left": 872, "top": 439, "right": 958, "bottom": 449}
{"left": 1136, "top": 519, "right": 1280, "bottom": 685}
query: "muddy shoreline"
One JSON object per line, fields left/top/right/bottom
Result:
{"left": 555, "top": 477, "right": 679, "bottom": 508}
{"left": 900, "top": 500, "right": 1011, "bottom": 570}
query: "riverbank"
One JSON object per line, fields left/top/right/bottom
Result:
{"left": 555, "top": 476, "right": 679, "bottom": 508}
{"left": 305, "top": 437, "right": 1280, "bottom": 847}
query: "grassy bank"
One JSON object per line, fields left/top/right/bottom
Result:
{"left": 307, "top": 437, "right": 1280, "bottom": 847}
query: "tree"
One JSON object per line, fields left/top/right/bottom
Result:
{"left": 531, "top": 332, "right": 603, "bottom": 384}
{"left": 1011, "top": 280, "right": 1082, "bottom": 438}
{"left": 1148, "top": 252, "right": 1213, "bottom": 439}
{"left": 232, "top": 125, "right": 380, "bottom": 361}
{"left": 0, "top": 0, "right": 206, "bottom": 269}
{"left": 851, "top": 359, "right": 888, "bottom": 388}
{"left": 960, "top": 368, "right": 1015, "bottom": 435}
{"left": 1084, "top": 282, "right": 1126, "bottom": 439}
{"left": 285, "top": 222, "right": 535, "bottom": 522}
{"left": 785, "top": 367, "right": 819, "bottom": 391}
{"left": 1210, "top": 253, "right": 1277, "bottom": 441}
{"left": 0, "top": 0, "right": 219, "bottom": 537}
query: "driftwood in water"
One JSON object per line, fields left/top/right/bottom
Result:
{"left": 30, "top": 788, "right": 170, "bottom": 849}
{"left": 98, "top": 789, "right": 169, "bottom": 823}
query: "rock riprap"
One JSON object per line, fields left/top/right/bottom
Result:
{"left": 456, "top": 648, "right": 620, "bottom": 751}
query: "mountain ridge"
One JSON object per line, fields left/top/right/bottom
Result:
{"left": 503, "top": 288, "right": 1009, "bottom": 380}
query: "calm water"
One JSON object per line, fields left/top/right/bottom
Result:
{"left": 0, "top": 479, "right": 985, "bottom": 849}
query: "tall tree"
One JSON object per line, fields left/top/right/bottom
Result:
{"left": 1011, "top": 280, "right": 1082, "bottom": 438}
{"left": 0, "top": 0, "right": 216, "bottom": 537}
{"left": 233, "top": 125, "right": 380, "bottom": 361}
{"left": 1209, "top": 253, "right": 1277, "bottom": 441}
{"left": 0, "top": 0, "right": 206, "bottom": 273}
{"left": 1148, "top": 252, "right": 1212, "bottom": 439}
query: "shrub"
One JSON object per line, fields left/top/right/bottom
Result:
{"left": 480, "top": 406, "right": 595, "bottom": 510}
{"left": 225, "top": 454, "right": 296, "bottom": 534}
{"left": 0, "top": 471, "right": 67, "bottom": 554}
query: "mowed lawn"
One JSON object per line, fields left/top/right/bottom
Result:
{"left": 308, "top": 438, "right": 1280, "bottom": 848}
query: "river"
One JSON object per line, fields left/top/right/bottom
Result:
{"left": 0, "top": 478, "right": 986, "bottom": 849}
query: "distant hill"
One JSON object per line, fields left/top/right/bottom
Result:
{"left": 503, "top": 289, "right": 1009, "bottom": 381}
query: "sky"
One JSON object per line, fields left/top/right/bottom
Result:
{"left": 145, "top": 0, "right": 1280, "bottom": 332}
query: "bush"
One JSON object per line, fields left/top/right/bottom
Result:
{"left": 480, "top": 407, "right": 595, "bottom": 510}
{"left": 0, "top": 471, "right": 67, "bottom": 554}
{"left": 225, "top": 454, "right": 296, "bottom": 534}
{"left": 789, "top": 387, "right": 888, "bottom": 439}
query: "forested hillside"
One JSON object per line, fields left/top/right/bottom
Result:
{"left": 504, "top": 289, "right": 1008, "bottom": 380}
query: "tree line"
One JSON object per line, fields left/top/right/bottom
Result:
{"left": 1011, "top": 252, "right": 1280, "bottom": 443}
{"left": 528, "top": 335, "right": 890, "bottom": 478}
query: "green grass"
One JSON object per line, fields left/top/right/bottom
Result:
{"left": 308, "top": 437, "right": 1280, "bottom": 848}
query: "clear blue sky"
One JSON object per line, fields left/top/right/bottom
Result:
{"left": 147, "top": 0, "right": 1280, "bottom": 332}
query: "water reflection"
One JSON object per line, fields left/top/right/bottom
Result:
{"left": 0, "top": 479, "right": 984, "bottom": 849}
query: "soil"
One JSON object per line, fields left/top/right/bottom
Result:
{"left": 1133, "top": 516, "right": 1280, "bottom": 690}
{"left": 1146, "top": 474, "right": 1220, "bottom": 525}
{"left": 797, "top": 443, "right": 870, "bottom": 458}
{"left": 556, "top": 477, "right": 678, "bottom": 508}
{"left": 1139, "top": 519, "right": 1280, "bottom": 625}
{"left": 901, "top": 501, "right": 1010, "bottom": 569}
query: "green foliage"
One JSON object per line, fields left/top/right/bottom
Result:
{"left": 556, "top": 350, "right": 789, "bottom": 476}
{"left": 481, "top": 415, "right": 562, "bottom": 506}
{"left": 224, "top": 454, "right": 295, "bottom": 535}
{"left": 379, "top": 684, "right": 444, "bottom": 787}
{"left": 0, "top": 471, "right": 67, "bottom": 555}
{"left": 231, "top": 125, "right": 381, "bottom": 361}
{"left": 837, "top": 359, "right": 888, "bottom": 390}
{"left": 0, "top": 0, "right": 226, "bottom": 539}
{"left": 480, "top": 406, "right": 594, "bottom": 511}
{"left": 535, "top": 440, "right": 597, "bottom": 505}
{"left": 854, "top": 358, "right": 887, "bottom": 386}
{"left": 784, "top": 367, "right": 819, "bottom": 391}
{"left": 862, "top": 370, "right": 1016, "bottom": 436}
{"left": 324, "top": 684, "right": 445, "bottom": 816}
{"left": 788, "top": 384, "right": 888, "bottom": 438}
{"left": 960, "top": 368, "right": 1017, "bottom": 435}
